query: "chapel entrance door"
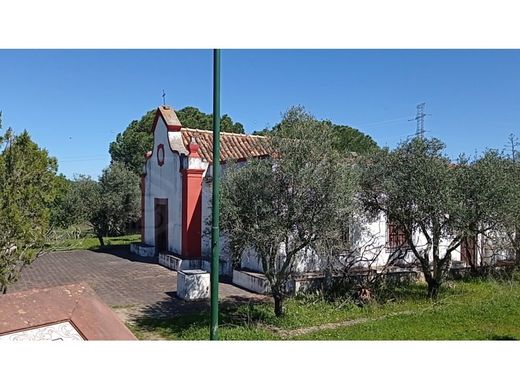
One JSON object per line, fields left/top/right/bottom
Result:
{"left": 154, "top": 198, "right": 168, "bottom": 254}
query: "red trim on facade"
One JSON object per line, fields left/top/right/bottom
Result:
{"left": 187, "top": 139, "right": 201, "bottom": 157}
{"left": 157, "top": 144, "right": 165, "bottom": 166}
{"left": 181, "top": 168, "right": 205, "bottom": 258}
{"left": 145, "top": 113, "right": 182, "bottom": 174}
{"left": 145, "top": 129, "right": 181, "bottom": 169}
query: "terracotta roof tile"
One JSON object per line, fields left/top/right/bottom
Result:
{"left": 181, "top": 128, "right": 271, "bottom": 163}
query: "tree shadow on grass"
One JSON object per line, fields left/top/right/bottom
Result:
{"left": 377, "top": 280, "right": 468, "bottom": 304}
{"left": 379, "top": 282, "right": 428, "bottom": 302}
{"left": 488, "top": 334, "right": 518, "bottom": 340}
{"left": 130, "top": 293, "right": 273, "bottom": 339}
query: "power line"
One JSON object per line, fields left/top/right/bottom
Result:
{"left": 59, "top": 157, "right": 108, "bottom": 163}
{"left": 59, "top": 154, "right": 107, "bottom": 159}
{"left": 353, "top": 116, "right": 411, "bottom": 128}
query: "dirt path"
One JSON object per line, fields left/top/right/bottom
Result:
{"left": 118, "top": 307, "right": 417, "bottom": 340}
{"left": 114, "top": 297, "right": 420, "bottom": 341}
{"left": 273, "top": 310, "right": 414, "bottom": 339}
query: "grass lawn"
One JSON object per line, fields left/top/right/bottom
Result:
{"left": 45, "top": 226, "right": 140, "bottom": 251}
{"left": 128, "top": 278, "right": 520, "bottom": 340}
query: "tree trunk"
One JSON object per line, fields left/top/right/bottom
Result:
{"left": 2, "top": 285, "right": 7, "bottom": 295}
{"left": 427, "top": 279, "right": 441, "bottom": 299}
{"left": 515, "top": 226, "right": 520, "bottom": 266}
{"left": 273, "top": 293, "right": 284, "bottom": 317}
{"left": 97, "top": 235, "right": 105, "bottom": 247}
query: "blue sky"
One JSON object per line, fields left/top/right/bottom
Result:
{"left": 0, "top": 49, "right": 519, "bottom": 179}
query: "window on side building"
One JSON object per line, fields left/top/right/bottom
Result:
{"left": 386, "top": 219, "right": 408, "bottom": 251}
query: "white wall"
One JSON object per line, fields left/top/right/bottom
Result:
{"left": 354, "top": 212, "right": 500, "bottom": 268}
{"left": 143, "top": 118, "right": 183, "bottom": 254}
{"left": 239, "top": 242, "right": 329, "bottom": 274}
{"left": 236, "top": 211, "right": 500, "bottom": 275}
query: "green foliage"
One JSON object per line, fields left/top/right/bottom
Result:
{"left": 296, "top": 279, "right": 520, "bottom": 340}
{"left": 61, "top": 162, "right": 140, "bottom": 246}
{"left": 456, "top": 151, "right": 507, "bottom": 231}
{"left": 61, "top": 175, "right": 101, "bottom": 228}
{"left": 0, "top": 121, "right": 58, "bottom": 293}
{"left": 487, "top": 139, "right": 520, "bottom": 264}
{"left": 359, "top": 136, "right": 511, "bottom": 298}
{"left": 360, "top": 137, "right": 460, "bottom": 298}
{"left": 99, "top": 162, "right": 141, "bottom": 236}
{"left": 456, "top": 150, "right": 514, "bottom": 267}
{"left": 109, "top": 109, "right": 155, "bottom": 175}
{"left": 221, "top": 106, "right": 359, "bottom": 316}
{"left": 251, "top": 128, "right": 270, "bottom": 136}
{"left": 176, "top": 106, "right": 245, "bottom": 134}
{"left": 50, "top": 173, "right": 72, "bottom": 228}
{"left": 128, "top": 279, "right": 520, "bottom": 340}
{"left": 46, "top": 230, "right": 140, "bottom": 252}
{"left": 254, "top": 107, "right": 379, "bottom": 155}
{"left": 109, "top": 106, "right": 245, "bottom": 175}
{"left": 327, "top": 121, "right": 379, "bottom": 155}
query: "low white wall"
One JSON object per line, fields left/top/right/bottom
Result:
{"left": 158, "top": 253, "right": 202, "bottom": 271}
{"left": 239, "top": 244, "right": 329, "bottom": 274}
{"left": 232, "top": 270, "right": 270, "bottom": 294}
{"left": 130, "top": 243, "right": 156, "bottom": 257}
{"left": 200, "top": 259, "right": 233, "bottom": 278}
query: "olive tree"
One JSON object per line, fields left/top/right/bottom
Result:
{"left": 456, "top": 150, "right": 512, "bottom": 269}
{"left": 480, "top": 137, "right": 520, "bottom": 266}
{"left": 359, "top": 137, "right": 506, "bottom": 298}
{"left": 220, "top": 107, "right": 359, "bottom": 316}
{"left": 499, "top": 135, "right": 520, "bottom": 265}
{"left": 63, "top": 162, "right": 140, "bottom": 247}
{"left": 503, "top": 164, "right": 520, "bottom": 265}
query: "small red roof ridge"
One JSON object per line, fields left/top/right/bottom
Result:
{"left": 187, "top": 136, "right": 201, "bottom": 157}
{"left": 151, "top": 105, "right": 182, "bottom": 132}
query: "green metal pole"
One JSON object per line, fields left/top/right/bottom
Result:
{"left": 210, "top": 48, "right": 221, "bottom": 340}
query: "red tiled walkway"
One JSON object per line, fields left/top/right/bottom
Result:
{"left": 9, "top": 248, "right": 263, "bottom": 310}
